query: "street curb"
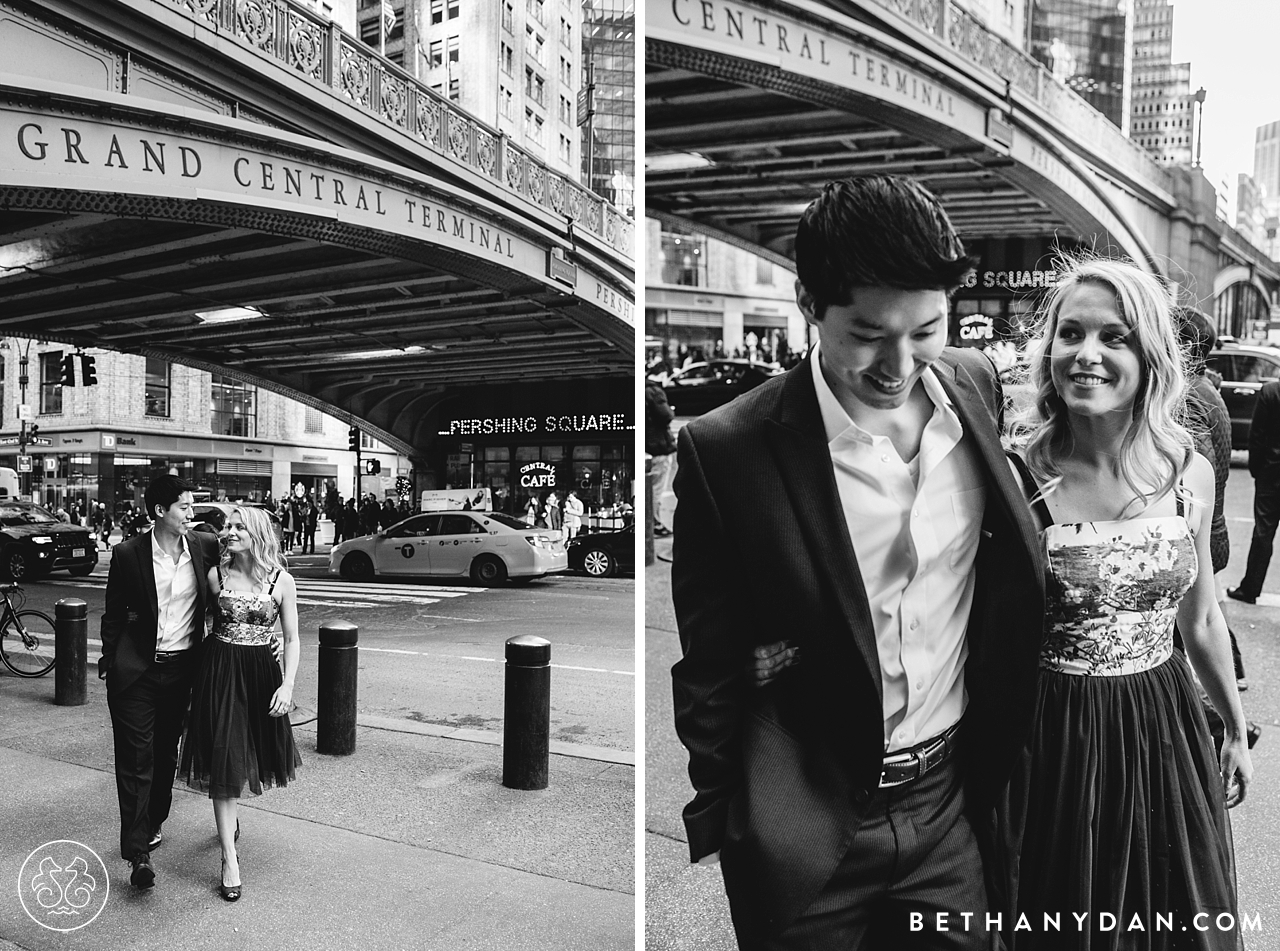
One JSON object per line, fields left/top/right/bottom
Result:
{"left": 352, "top": 713, "right": 636, "bottom": 765}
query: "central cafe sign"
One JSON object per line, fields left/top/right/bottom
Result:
{"left": 520, "top": 462, "right": 557, "bottom": 488}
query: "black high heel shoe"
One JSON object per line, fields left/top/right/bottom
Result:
{"left": 219, "top": 858, "right": 241, "bottom": 902}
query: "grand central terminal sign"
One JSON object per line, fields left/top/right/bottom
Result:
{"left": 0, "top": 99, "right": 634, "bottom": 325}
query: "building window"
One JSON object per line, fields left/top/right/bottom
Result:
{"left": 525, "top": 109, "right": 545, "bottom": 147}
{"left": 500, "top": 42, "right": 513, "bottom": 76}
{"left": 560, "top": 16, "right": 571, "bottom": 47}
{"left": 361, "top": 432, "right": 378, "bottom": 450}
{"left": 559, "top": 56, "right": 571, "bottom": 86}
{"left": 448, "top": 76, "right": 460, "bottom": 101}
{"left": 527, "top": 0, "right": 544, "bottom": 25}
{"left": 39, "top": 351, "right": 62, "bottom": 416}
{"left": 430, "top": 0, "right": 443, "bottom": 23}
{"left": 527, "top": 27, "right": 546, "bottom": 66}
{"left": 660, "top": 229, "right": 708, "bottom": 286}
{"left": 428, "top": 39, "right": 442, "bottom": 68}
{"left": 447, "top": 0, "right": 458, "bottom": 18}
{"left": 145, "top": 357, "right": 170, "bottom": 418}
{"left": 447, "top": 35, "right": 459, "bottom": 64}
{"left": 501, "top": 85, "right": 514, "bottom": 119}
{"left": 210, "top": 375, "right": 257, "bottom": 437}
{"left": 360, "top": 18, "right": 379, "bottom": 43}
{"left": 559, "top": 94, "right": 572, "bottom": 124}
{"left": 559, "top": 133, "right": 571, "bottom": 162}
{"left": 502, "top": 1, "right": 513, "bottom": 32}
{"left": 304, "top": 406, "right": 324, "bottom": 434}
{"left": 526, "top": 67, "right": 545, "bottom": 106}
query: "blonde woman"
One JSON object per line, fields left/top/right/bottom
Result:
{"left": 179, "top": 505, "right": 301, "bottom": 902}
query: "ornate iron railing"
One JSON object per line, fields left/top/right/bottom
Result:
{"left": 861, "top": 0, "right": 1171, "bottom": 194}
{"left": 168, "top": 0, "right": 634, "bottom": 261}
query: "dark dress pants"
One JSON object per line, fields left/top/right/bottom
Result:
{"left": 107, "top": 652, "right": 199, "bottom": 860}
{"left": 1239, "top": 478, "right": 1280, "bottom": 597}
{"left": 757, "top": 756, "right": 989, "bottom": 951}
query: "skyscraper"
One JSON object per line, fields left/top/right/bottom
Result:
{"left": 1128, "top": 0, "right": 1195, "bottom": 166}
{"left": 356, "top": 0, "right": 583, "bottom": 182}
{"left": 1029, "top": 0, "right": 1133, "bottom": 132}
{"left": 580, "top": 0, "right": 634, "bottom": 216}
{"left": 1254, "top": 120, "right": 1280, "bottom": 207}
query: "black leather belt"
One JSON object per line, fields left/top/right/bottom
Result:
{"left": 879, "top": 722, "right": 961, "bottom": 788}
{"left": 154, "top": 649, "right": 193, "bottom": 664}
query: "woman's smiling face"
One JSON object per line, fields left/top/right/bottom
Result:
{"left": 1049, "top": 282, "right": 1143, "bottom": 419}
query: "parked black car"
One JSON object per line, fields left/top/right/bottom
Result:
{"left": 1205, "top": 342, "right": 1280, "bottom": 449}
{"left": 566, "top": 526, "right": 634, "bottom": 578}
{"left": 0, "top": 501, "right": 97, "bottom": 580}
{"left": 662, "top": 360, "right": 784, "bottom": 417}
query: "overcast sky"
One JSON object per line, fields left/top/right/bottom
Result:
{"left": 1169, "top": 0, "right": 1280, "bottom": 193}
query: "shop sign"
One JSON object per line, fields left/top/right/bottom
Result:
{"left": 421, "top": 488, "right": 491, "bottom": 512}
{"left": 519, "top": 462, "right": 557, "bottom": 489}
{"left": 43, "top": 457, "right": 55, "bottom": 472}
{"left": 440, "top": 413, "right": 632, "bottom": 436}
{"left": 116, "top": 436, "right": 137, "bottom": 447}
{"left": 964, "top": 270, "right": 1061, "bottom": 290}
{"left": 958, "top": 314, "right": 994, "bottom": 342}
{"left": 60, "top": 436, "right": 85, "bottom": 445}
{"left": 102, "top": 434, "right": 115, "bottom": 448}
{"left": 244, "top": 446, "right": 265, "bottom": 455}
{"left": 302, "top": 455, "right": 328, "bottom": 462}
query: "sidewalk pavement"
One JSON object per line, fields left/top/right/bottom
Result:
{"left": 644, "top": 537, "right": 736, "bottom": 951}
{"left": 0, "top": 670, "right": 633, "bottom": 950}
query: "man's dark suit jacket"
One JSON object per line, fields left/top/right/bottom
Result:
{"left": 100, "top": 529, "right": 219, "bottom": 693}
{"left": 1248, "top": 380, "right": 1280, "bottom": 482}
{"left": 671, "top": 348, "right": 1046, "bottom": 937}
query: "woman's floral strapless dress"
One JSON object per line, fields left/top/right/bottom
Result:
{"left": 180, "top": 572, "right": 301, "bottom": 798}
{"left": 996, "top": 477, "right": 1238, "bottom": 950}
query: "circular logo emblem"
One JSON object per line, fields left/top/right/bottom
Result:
{"left": 400, "top": 544, "right": 415, "bottom": 559}
{"left": 18, "top": 840, "right": 110, "bottom": 932}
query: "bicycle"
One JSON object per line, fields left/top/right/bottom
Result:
{"left": 0, "top": 583, "right": 56, "bottom": 678}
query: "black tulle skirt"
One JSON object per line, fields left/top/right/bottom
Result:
{"left": 994, "top": 653, "right": 1237, "bottom": 950}
{"left": 179, "top": 637, "right": 301, "bottom": 799}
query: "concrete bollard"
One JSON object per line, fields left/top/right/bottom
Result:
{"left": 316, "top": 620, "right": 358, "bottom": 755}
{"left": 54, "top": 599, "right": 87, "bottom": 706}
{"left": 645, "top": 455, "right": 655, "bottom": 567}
{"left": 503, "top": 635, "right": 551, "bottom": 790}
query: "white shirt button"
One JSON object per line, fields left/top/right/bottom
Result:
{"left": 912, "top": 509, "right": 920, "bottom": 518}
{"left": 916, "top": 679, "right": 925, "bottom": 690}
{"left": 882, "top": 454, "right": 891, "bottom": 463}
{"left": 909, "top": 619, "right": 919, "bottom": 630}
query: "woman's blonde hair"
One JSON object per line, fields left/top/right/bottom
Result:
{"left": 224, "top": 505, "right": 285, "bottom": 588}
{"left": 1013, "top": 254, "right": 1195, "bottom": 514}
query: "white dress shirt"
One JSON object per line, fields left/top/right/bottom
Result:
{"left": 811, "top": 348, "right": 987, "bottom": 752}
{"left": 153, "top": 534, "right": 199, "bottom": 653}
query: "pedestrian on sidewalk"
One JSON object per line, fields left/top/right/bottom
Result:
{"left": 646, "top": 381, "right": 676, "bottom": 537}
{"left": 1230, "top": 379, "right": 1280, "bottom": 606}
{"left": 99, "top": 475, "right": 219, "bottom": 890}
{"left": 563, "top": 489, "right": 584, "bottom": 539}
{"left": 300, "top": 497, "right": 318, "bottom": 554}
{"left": 179, "top": 504, "right": 301, "bottom": 902}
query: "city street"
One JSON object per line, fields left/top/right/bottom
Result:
{"left": 645, "top": 461, "right": 1280, "bottom": 949}
{"left": 23, "top": 552, "right": 636, "bottom": 753}
{"left": 0, "top": 550, "right": 635, "bottom": 951}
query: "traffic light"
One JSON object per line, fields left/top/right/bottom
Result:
{"left": 348, "top": 426, "right": 359, "bottom": 451}
{"left": 59, "top": 353, "right": 75, "bottom": 387}
{"left": 28, "top": 424, "right": 38, "bottom": 440}
{"left": 365, "top": 459, "right": 381, "bottom": 475}
{"left": 80, "top": 354, "right": 98, "bottom": 386}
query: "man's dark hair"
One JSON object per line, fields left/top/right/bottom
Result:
{"left": 794, "top": 175, "right": 974, "bottom": 318}
{"left": 144, "top": 475, "right": 196, "bottom": 520}
{"left": 1174, "top": 305, "right": 1217, "bottom": 369}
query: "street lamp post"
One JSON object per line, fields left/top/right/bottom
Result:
{"left": 1192, "top": 87, "right": 1207, "bottom": 169}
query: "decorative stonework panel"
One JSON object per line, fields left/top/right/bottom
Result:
{"left": 417, "top": 96, "right": 443, "bottom": 148}
{"left": 235, "top": 0, "right": 275, "bottom": 51}
{"left": 526, "top": 163, "right": 545, "bottom": 205}
{"left": 505, "top": 144, "right": 524, "bottom": 190}
{"left": 474, "top": 128, "right": 497, "bottom": 177}
{"left": 286, "top": 11, "right": 324, "bottom": 80}
{"left": 547, "top": 175, "right": 565, "bottom": 214}
{"left": 567, "top": 185, "right": 584, "bottom": 222}
{"left": 381, "top": 71, "right": 408, "bottom": 127}
{"left": 338, "top": 40, "right": 372, "bottom": 108}
{"left": 447, "top": 111, "right": 471, "bottom": 164}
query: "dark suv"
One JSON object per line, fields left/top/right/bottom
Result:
{"left": 1204, "top": 342, "right": 1280, "bottom": 449}
{"left": 0, "top": 501, "right": 97, "bottom": 580}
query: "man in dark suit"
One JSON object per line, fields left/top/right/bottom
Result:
{"left": 671, "top": 176, "right": 1046, "bottom": 949}
{"left": 1229, "top": 379, "right": 1280, "bottom": 605}
{"left": 100, "top": 475, "right": 218, "bottom": 888}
